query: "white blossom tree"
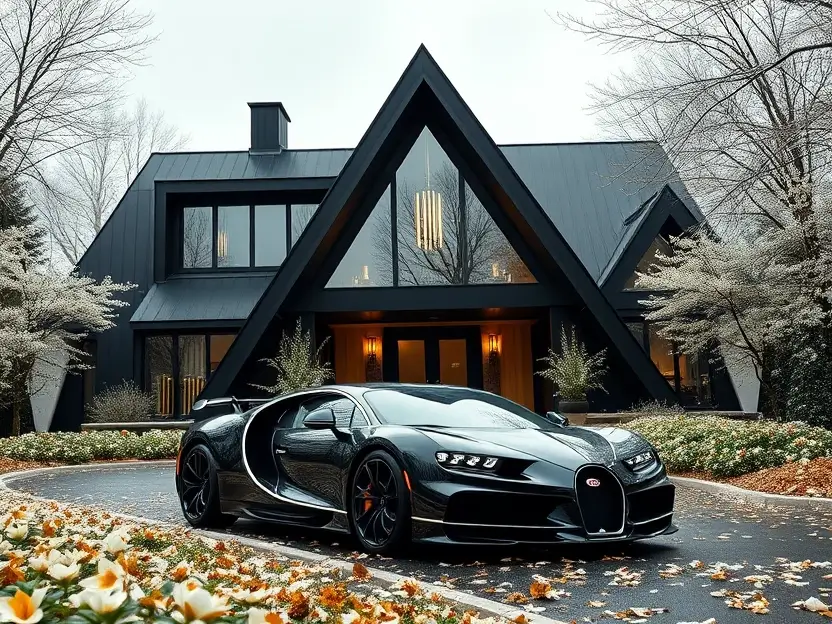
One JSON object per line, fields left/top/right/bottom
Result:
{"left": 637, "top": 184, "right": 832, "bottom": 423}
{"left": 0, "top": 225, "right": 134, "bottom": 435}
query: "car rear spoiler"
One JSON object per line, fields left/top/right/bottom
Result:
{"left": 191, "top": 396, "right": 272, "bottom": 414}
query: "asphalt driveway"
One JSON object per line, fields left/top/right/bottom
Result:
{"left": 6, "top": 463, "right": 832, "bottom": 623}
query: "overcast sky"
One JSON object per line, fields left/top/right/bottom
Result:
{"left": 125, "top": 0, "right": 632, "bottom": 152}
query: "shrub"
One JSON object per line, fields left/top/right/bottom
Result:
{"left": 627, "top": 414, "right": 832, "bottom": 477}
{"left": 536, "top": 326, "right": 607, "bottom": 401}
{"left": 625, "top": 400, "right": 685, "bottom": 417}
{"left": 0, "top": 430, "right": 182, "bottom": 464}
{"left": 86, "top": 380, "right": 156, "bottom": 423}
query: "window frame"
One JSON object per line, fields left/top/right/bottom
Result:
{"left": 178, "top": 203, "right": 314, "bottom": 274}
{"left": 141, "top": 331, "right": 237, "bottom": 417}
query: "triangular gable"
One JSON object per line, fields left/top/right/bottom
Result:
{"left": 600, "top": 185, "right": 703, "bottom": 293}
{"left": 200, "top": 45, "right": 678, "bottom": 404}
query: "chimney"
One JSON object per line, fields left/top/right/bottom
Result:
{"left": 248, "top": 102, "right": 290, "bottom": 153}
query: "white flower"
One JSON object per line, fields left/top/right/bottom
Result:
{"left": 103, "top": 530, "right": 130, "bottom": 554}
{"left": 0, "top": 588, "right": 48, "bottom": 624}
{"left": 230, "top": 588, "right": 270, "bottom": 604}
{"left": 5, "top": 522, "right": 28, "bottom": 541}
{"left": 47, "top": 561, "right": 80, "bottom": 581}
{"left": 248, "top": 607, "right": 289, "bottom": 623}
{"left": 172, "top": 581, "right": 229, "bottom": 622}
{"left": 79, "top": 558, "right": 126, "bottom": 591}
{"left": 28, "top": 550, "right": 65, "bottom": 573}
{"left": 0, "top": 540, "right": 13, "bottom": 553}
{"left": 73, "top": 588, "right": 128, "bottom": 615}
{"left": 342, "top": 610, "right": 361, "bottom": 624}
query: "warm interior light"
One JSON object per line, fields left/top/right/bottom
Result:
{"left": 217, "top": 230, "right": 228, "bottom": 258}
{"left": 488, "top": 333, "right": 499, "bottom": 356}
{"left": 367, "top": 335, "right": 378, "bottom": 358}
{"left": 415, "top": 133, "right": 443, "bottom": 251}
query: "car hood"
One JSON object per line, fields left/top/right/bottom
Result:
{"left": 413, "top": 425, "right": 649, "bottom": 471}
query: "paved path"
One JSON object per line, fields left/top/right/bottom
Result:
{"left": 7, "top": 464, "right": 832, "bottom": 623}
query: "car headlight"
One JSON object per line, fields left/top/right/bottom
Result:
{"left": 436, "top": 452, "right": 500, "bottom": 471}
{"left": 623, "top": 450, "right": 656, "bottom": 470}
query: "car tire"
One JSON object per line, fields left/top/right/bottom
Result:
{"left": 178, "top": 443, "right": 236, "bottom": 529}
{"left": 349, "top": 449, "right": 411, "bottom": 555}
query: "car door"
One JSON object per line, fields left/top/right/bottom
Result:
{"left": 272, "top": 394, "right": 357, "bottom": 510}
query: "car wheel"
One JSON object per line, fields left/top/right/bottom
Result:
{"left": 178, "top": 444, "right": 236, "bottom": 529}
{"left": 349, "top": 450, "right": 411, "bottom": 555}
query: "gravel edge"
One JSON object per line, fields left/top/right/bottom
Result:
{"left": 671, "top": 476, "right": 832, "bottom": 510}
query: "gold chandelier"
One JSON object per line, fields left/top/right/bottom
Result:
{"left": 414, "top": 134, "right": 443, "bottom": 251}
{"left": 217, "top": 230, "right": 228, "bottom": 258}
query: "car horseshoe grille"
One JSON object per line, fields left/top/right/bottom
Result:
{"left": 574, "top": 465, "right": 626, "bottom": 537}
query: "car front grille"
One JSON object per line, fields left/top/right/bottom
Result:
{"left": 574, "top": 465, "right": 625, "bottom": 536}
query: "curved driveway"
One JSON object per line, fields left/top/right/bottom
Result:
{"left": 6, "top": 463, "right": 832, "bottom": 623}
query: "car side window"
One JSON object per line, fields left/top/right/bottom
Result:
{"left": 350, "top": 408, "right": 369, "bottom": 428}
{"left": 327, "top": 398, "right": 355, "bottom": 429}
{"left": 292, "top": 397, "right": 332, "bottom": 428}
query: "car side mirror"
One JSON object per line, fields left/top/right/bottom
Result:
{"left": 303, "top": 407, "right": 336, "bottom": 429}
{"left": 546, "top": 411, "right": 569, "bottom": 427}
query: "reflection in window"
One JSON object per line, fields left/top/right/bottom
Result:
{"left": 217, "top": 206, "right": 250, "bottom": 268}
{"left": 179, "top": 335, "right": 206, "bottom": 415}
{"left": 291, "top": 204, "right": 318, "bottom": 246}
{"left": 679, "top": 352, "right": 711, "bottom": 406}
{"left": 209, "top": 334, "right": 235, "bottom": 374}
{"left": 183, "top": 207, "right": 212, "bottom": 268}
{"left": 326, "top": 187, "right": 392, "bottom": 287}
{"left": 625, "top": 235, "right": 673, "bottom": 289}
{"left": 145, "top": 336, "right": 174, "bottom": 416}
{"left": 254, "top": 205, "right": 287, "bottom": 266}
{"left": 626, "top": 321, "right": 645, "bottom": 350}
{"left": 647, "top": 324, "right": 675, "bottom": 386}
{"left": 465, "top": 182, "right": 536, "bottom": 284}
{"left": 395, "top": 129, "right": 462, "bottom": 285}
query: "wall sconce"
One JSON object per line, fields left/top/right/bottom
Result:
{"left": 488, "top": 334, "right": 499, "bottom": 359}
{"left": 367, "top": 336, "right": 378, "bottom": 363}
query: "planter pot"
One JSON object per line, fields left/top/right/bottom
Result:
{"left": 557, "top": 399, "right": 589, "bottom": 425}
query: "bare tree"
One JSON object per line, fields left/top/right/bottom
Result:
{"left": 556, "top": 0, "right": 832, "bottom": 228}
{"left": 0, "top": 0, "right": 155, "bottom": 179}
{"left": 37, "top": 99, "right": 187, "bottom": 265}
{"left": 372, "top": 163, "right": 534, "bottom": 285}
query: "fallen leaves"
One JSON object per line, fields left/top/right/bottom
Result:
{"left": 352, "top": 562, "right": 372, "bottom": 581}
{"left": 601, "top": 606, "right": 669, "bottom": 621}
{"left": 604, "top": 567, "right": 643, "bottom": 587}
{"left": 711, "top": 588, "right": 770, "bottom": 614}
{"left": 792, "top": 596, "right": 832, "bottom": 617}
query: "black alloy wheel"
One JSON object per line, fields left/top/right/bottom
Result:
{"left": 178, "top": 444, "right": 236, "bottom": 528}
{"left": 350, "top": 450, "right": 410, "bottom": 554}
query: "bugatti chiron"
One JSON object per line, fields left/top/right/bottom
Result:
{"left": 175, "top": 384, "right": 677, "bottom": 554}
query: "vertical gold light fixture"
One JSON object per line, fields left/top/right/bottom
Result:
{"left": 414, "top": 133, "right": 443, "bottom": 250}
{"left": 217, "top": 230, "right": 228, "bottom": 259}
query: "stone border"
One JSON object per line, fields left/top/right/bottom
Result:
{"left": 0, "top": 461, "right": 569, "bottom": 624}
{"left": 671, "top": 476, "right": 832, "bottom": 510}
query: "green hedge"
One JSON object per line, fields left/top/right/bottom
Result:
{"left": 0, "top": 430, "right": 182, "bottom": 464}
{"left": 627, "top": 415, "right": 832, "bottom": 477}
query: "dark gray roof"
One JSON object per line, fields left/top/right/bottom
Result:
{"left": 130, "top": 275, "right": 273, "bottom": 325}
{"left": 143, "top": 141, "right": 700, "bottom": 285}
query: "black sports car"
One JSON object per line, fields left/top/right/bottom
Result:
{"left": 175, "top": 384, "right": 677, "bottom": 553}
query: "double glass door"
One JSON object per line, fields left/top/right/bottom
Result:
{"left": 382, "top": 326, "right": 483, "bottom": 388}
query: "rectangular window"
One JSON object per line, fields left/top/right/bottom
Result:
{"left": 291, "top": 204, "right": 318, "bottom": 245}
{"left": 183, "top": 207, "right": 213, "bottom": 268}
{"left": 209, "top": 334, "right": 236, "bottom": 375}
{"left": 255, "top": 205, "right": 287, "bottom": 266}
{"left": 644, "top": 321, "right": 713, "bottom": 406}
{"left": 145, "top": 336, "right": 174, "bottom": 417}
{"left": 179, "top": 335, "right": 206, "bottom": 415}
{"left": 217, "top": 206, "right": 250, "bottom": 268}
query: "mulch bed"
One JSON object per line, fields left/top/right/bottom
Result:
{"left": 674, "top": 457, "right": 832, "bottom": 498}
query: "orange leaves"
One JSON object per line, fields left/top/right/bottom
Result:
{"left": 287, "top": 591, "right": 310, "bottom": 620}
{"left": 710, "top": 569, "right": 730, "bottom": 581}
{"left": 352, "top": 562, "right": 372, "bottom": 581}
{"left": 511, "top": 614, "right": 530, "bottom": 624}
{"left": 529, "top": 580, "right": 550, "bottom": 599}
{"left": 318, "top": 585, "right": 348, "bottom": 610}
{"left": 504, "top": 592, "right": 528, "bottom": 604}
{"left": 0, "top": 559, "right": 25, "bottom": 585}
{"left": 712, "top": 589, "right": 770, "bottom": 614}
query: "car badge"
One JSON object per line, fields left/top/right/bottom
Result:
{"left": 586, "top": 478, "right": 601, "bottom": 487}
{"left": 598, "top": 528, "right": 607, "bottom": 533}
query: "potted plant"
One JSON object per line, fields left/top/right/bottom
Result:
{"left": 536, "top": 326, "right": 607, "bottom": 424}
{"left": 251, "top": 318, "right": 333, "bottom": 394}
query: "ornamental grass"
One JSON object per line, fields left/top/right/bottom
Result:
{"left": 627, "top": 414, "right": 832, "bottom": 477}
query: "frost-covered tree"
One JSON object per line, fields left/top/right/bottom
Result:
{"left": 0, "top": 226, "right": 134, "bottom": 435}
{"left": 638, "top": 184, "right": 832, "bottom": 424}
{"left": 251, "top": 318, "right": 333, "bottom": 396}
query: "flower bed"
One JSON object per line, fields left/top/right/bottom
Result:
{"left": 626, "top": 414, "right": 832, "bottom": 477}
{"left": 0, "top": 490, "right": 497, "bottom": 624}
{"left": 0, "top": 430, "right": 182, "bottom": 465}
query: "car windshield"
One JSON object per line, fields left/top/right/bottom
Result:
{"left": 363, "top": 386, "right": 558, "bottom": 429}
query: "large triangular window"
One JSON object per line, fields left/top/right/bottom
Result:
{"left": 324, "top": 128, "right": 536, "bottom": 288}
{"left": 624, "top": 235, "right": 673, "bottom": 289}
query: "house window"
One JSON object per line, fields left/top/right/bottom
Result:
{"left": 255, "top": 205, "right": 287, "bottom": 266}
{"left": 143, "top": 332, "right": 237, "bottom": 417}
{"left": 180, "top": 203, "right": 316, "bottom": 271}
{"left": 624, "top": 235, "right": 673, "bottom": 289}
{"left": 638, "top": 321, "right": 712, "bottom": 406}
{"left": 217, "top": 205, "right": 250, "bottom": 267}
{"left": 183, "top": 207, "right": 213, "bottom": 268}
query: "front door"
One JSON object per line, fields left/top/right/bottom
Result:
{"left": 382, "top": 326, "right": 483, "bottom": 388}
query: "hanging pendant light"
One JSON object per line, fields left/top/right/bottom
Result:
{"left": 217, "top": 230, "right": 228, "bottom": 259}
{"left": 415, "top": 133, "right": 443, "bottom": 250}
